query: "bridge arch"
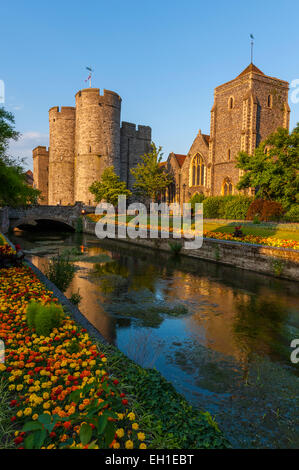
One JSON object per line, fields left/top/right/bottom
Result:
{"left": 11, "top": 216, "right": 75, "bottom": 231}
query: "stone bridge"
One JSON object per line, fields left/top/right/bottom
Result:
{"left": 0, "top": 203, "right": 92, "bottom": 232}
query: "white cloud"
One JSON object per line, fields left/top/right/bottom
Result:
{"left": 8, "top": 131, "right": 49, "bottom": 171}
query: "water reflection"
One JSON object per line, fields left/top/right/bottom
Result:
{"left": 10, "top": 229, "right": 299, "bottom": 448}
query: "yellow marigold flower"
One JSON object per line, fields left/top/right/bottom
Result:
{"left": 43, "top": 402, "right": 51, "bottom": 409}
{"left": 116, "top": 428, "right": 124, "bottom": 438}
{"left": 17, "top": 410, "right": 23, "bottom": 418}
{"left": 32, "top": 414, "right": 39, "bottom": 420}
{"left": 14, "top": 431, "right": 19, "bottom": 437}
{"left": 101, "top": 357, "right": 107, "bottom": 363}
{"left": 117, "top": 413, "right": 124, "bottom": 420}
{"left": 16, "top": 384, "right": 23, "bottom": 391}
{"left": 60, "top": 434, "right": 68, "bottom": 442}
{"left": 113, "top": 442, "right": 120, "bottom": 449}
{"left": 8, "top": 384, "right": 15, "bottom": 391}
{"left": 125, "top": 440, "right": 134, "bottom": 449}
{"left": 137, "top": 432, "right": 145, "bottom": 441}
{"left": 127, "top": 412, "right": 135, "bottom": 421}
{"left": 43, "top": 392, "right": 49, "bottom": 400}
{"left": 132, "top": 423, "right": 139, "bottom": 430}
{"left": 139, "top": 443, "right": 147, "bottom": 449}
{"left": 0, "top": 364, "right": 6, "bottom": 371}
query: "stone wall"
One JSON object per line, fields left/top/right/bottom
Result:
{"left": 82, "top": 217, "right": 299, "bottom": 282}
{"left": 120, "top": 122, "right": 151, "bottom": 190}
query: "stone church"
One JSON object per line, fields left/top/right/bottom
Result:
{"left": 161, "top": 63, "right": 290, "bottom": 204}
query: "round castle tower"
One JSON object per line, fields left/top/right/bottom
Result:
{"left": 74, "top": 88, "right": 121, "bottom": 205}
{"left": 48, "top": 106, "right": 76, "bottom": 205}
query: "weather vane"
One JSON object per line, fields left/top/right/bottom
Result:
{"left": 250, "top": 34, "right": 254, "bottom": 64}
{"left": 85, "top": 66, "right": 94, "bottom": 87}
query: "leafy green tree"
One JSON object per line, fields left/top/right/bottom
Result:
{"left": 89, "top": 166, "right": 132, "bottom": 206}
{"left": 236, "top": 124, "right": 299, "bottom": 208}
{"left": 0, "top": 107, "right": 40, "bottom": 206}
{"left": 130, "top": 143, "right": 173, "bottom": 201}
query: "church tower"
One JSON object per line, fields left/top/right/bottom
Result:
{"left": 209, "top": 63, "right": 290, "bottom": 196}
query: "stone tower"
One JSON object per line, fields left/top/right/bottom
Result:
{"left": 32, "top": 146, "right": 49, "bottom": 205}
{"left": 209, "top": 63, "right": 290, "bottom": 195}
{"left": 32, "top": 87, "right": 151, "bottom": 205}
{"left": 48, "top": 106, "right": 76, "bottom": 205}
{"left": 74, "top": 88, "right": 121, "bottom": 205}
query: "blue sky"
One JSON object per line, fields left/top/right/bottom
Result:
{"left": 2, "top": 0, "right": 299, "bottom": 170}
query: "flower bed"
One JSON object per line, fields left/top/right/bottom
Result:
{"left": 203, "top": 231, "right": 299, "bottom": 250}
{"left": 0, "top": 265, "right": 147, "bottom": 449}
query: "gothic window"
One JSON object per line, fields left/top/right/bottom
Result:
{"left": 228, "top": 96, "right": 234, "bottom": 109}
{"left": 191, "top": 154, "right": 205, "bottom": 186}
{"left": 228, "top": 149, "right": 231, "bottom": 161}
{"left": 267, "top": 95, "right": 273, "bottom": 108}
{"left": 222, "top": 177, "right": 233, "bottom": 195}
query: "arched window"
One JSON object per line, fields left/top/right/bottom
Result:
{"left": 191, "top": 154, "right": 205, "bottom": 186}
{"left": 228, "top": 149, "right": 231, "bottom": 160}
{"left": 222, "top": 177, "right": 233, "bottom": 195}
{"left": 267, "top": 94, "right": 272, "bottom": 108}
{"left": 228, "top": 96, "right": 234, "bottom": 109}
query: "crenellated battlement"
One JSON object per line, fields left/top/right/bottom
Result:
{"left": 33, "top": 146, "right": 49, "bottom": 156}
{"left": 49, "top": 106, "right": 75, "bottom": 118}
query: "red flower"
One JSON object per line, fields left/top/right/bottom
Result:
{"left": 122, "top": 399, "right": 128, "bottom": 405}
{"left": 113, "top": 379, "right": 119, "bottom": 385}
{"left": 10, "top": 400, "right": 17, "bottom": 407}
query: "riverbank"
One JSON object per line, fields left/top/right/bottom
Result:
{"left": 0, "top": 233, "right": 229, "bottom": 449}
{"left": 83, "top": 217, "right": 299, "bottom": 282}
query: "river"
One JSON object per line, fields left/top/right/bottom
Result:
{"left": 10, "top": 229, "right": 299, "bottom": 449}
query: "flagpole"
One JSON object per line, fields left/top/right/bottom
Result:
{"left": 250, "top": 34, "right": 254, "bottom": 63}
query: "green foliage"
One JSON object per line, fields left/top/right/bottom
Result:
{"left": 219, "top": 196, "right": 252, "bottom": 219}
{"left": 46, "top": 253, "right": 75, "bottom": 292}
{"left": 202, "top": 196, "right": 223, "bottom": 218}
{"left": 130, "top": 143, "right": 173, "bottom": 201}
{"left": 246, "top": 199, "right": 284, "bottom": 222}
{"left": 189, "top": 192, "right": 205, "bottom": 210}
{"left": 168, "top": 241, "right": 183, "bottom": 254}
{"left": 202, "top": 195, "right": 252, "bottom": 219}
{"left": 284, "top": 205, "right": 299, "bottom": 223}
{"left": 236, "top": 124, "right": 299, "bottom": 209}
{"left": 26, "top": 301, "right": 64, "bottom": 336}
{"left": 0, "top": 107, "right": 40, "bottom": 206}
{"left": 69, "top": 289, "right": 82, "bottom": 306}
{"left": 98, "top": 342, "right": 230, "bottom": 449}
{"left": 89, "top": 166, "right": 131, "bottom": 206}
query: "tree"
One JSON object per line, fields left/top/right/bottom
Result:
{"left": 130, "top": 143, "right": 173, "bottom": 201}
{"left": 89, "top": 166, "right": 132, "bottom": 206}
{"left": 236, "top": 124, "right": 299, "bottom": 209}
{"left": 0, "top": 107, "right": 40, "bottom": 206}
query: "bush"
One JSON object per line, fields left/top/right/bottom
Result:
{"left": 203, "top": 195, "right": 252, "bottom": 219}
{"left": 219, "top": 196, "right": 252, "bottom": 220}
{"left": 203, "top": 196, "right": 223, "bottom": 218}
{"left": 284, "top": 205, "right": 299, "bottom": 223}
{"left": 246, "top": 199, "right": 285, "bottom": 222}
{"left": 46, "top": 253, "right": 75, "bottom": 292}
{"left": 189, "top": 193, "right": 205, "bottom": 210}
{"left": 26, "top": 301, "right": 64, "bottom": 336}
{"left": 69, "top": 290, "right": 82, "bottom": 306}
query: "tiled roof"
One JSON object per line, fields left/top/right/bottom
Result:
{"left": 173, "top": 154, "right": 187, "bottom": 167}
{"left": 237, "top": 63, "right": 265, "bottom": 78}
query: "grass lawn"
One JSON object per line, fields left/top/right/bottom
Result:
{"left": 203, "top": 222, "right": 299, "bottom": 242}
